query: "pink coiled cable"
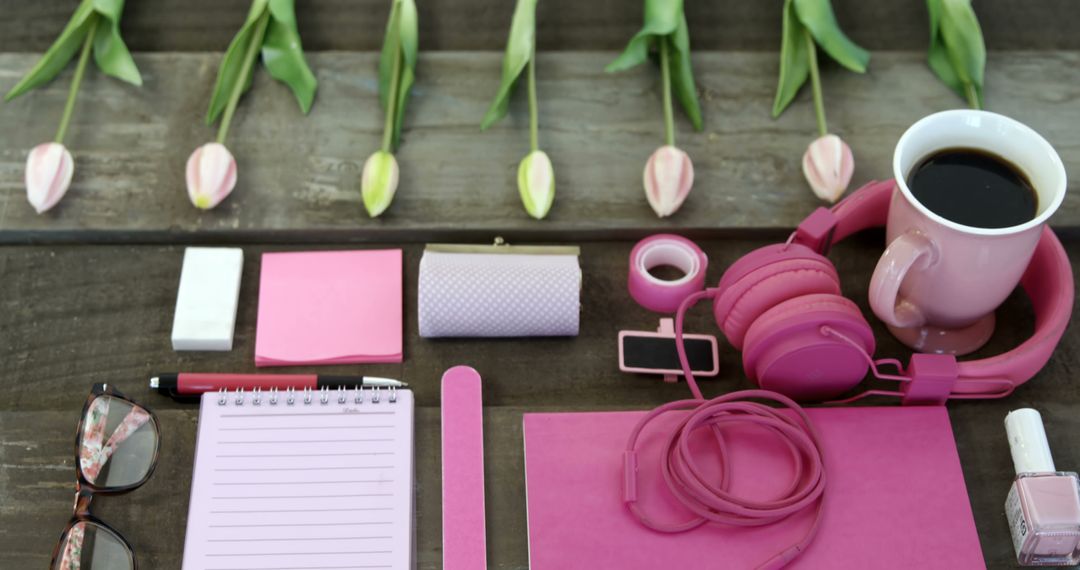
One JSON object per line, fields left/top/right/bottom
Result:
{"left": 623, "top": 289, "right": 827, "bottom": 570}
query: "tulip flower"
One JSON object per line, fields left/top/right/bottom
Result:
{"left": 363, "top": 0, "right": 418, "bottom": 217}
{"left": 607, "top": 0, "right": 703, "bottom": 218}
{"left": 643, "top": 145, "right": 694, "bottom": 218}
{"left": 361, "top": 150, "right": 400, "bottom": 218}
{"left": 483, "top": 0, "right": 558, "bottom": 219}
{"left": 517, "top": 150, "right": 555, "bottom": 220}
{"left": 25, "top": 143, "right": 74, "bottom": 214}
{"left": 802, "top": 134, "right": 853, "bottom": 203}
{"left": 190, "top": 0, "right": 317, "bottom": 209}
{"left": 773, "top": 0, "right": 868, "bottom": 202}
{"left": 186, "top": 143, "right": 238, "bottom": 210}
{"left": 6, "top": 0, "right": 142, "bottom": 214}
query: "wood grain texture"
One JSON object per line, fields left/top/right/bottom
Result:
{"left": 1, "top": 51, "right": 1080, "bottom": 243}
{"left": 2, "top": 236, "right": 1079, "bottom": 568}
{"left": 3, "top": 0, "right": 1078, "bottom": 52}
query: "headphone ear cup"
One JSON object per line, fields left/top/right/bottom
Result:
{"left": 741, "top": 294, "right": 876, "bottom": 401}
{"left": 712, "top": 245, "right": 841, "bottom": 350}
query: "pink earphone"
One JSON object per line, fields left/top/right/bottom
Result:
{"left": 676, "top": 179, "right": 1074, "bottom": 404}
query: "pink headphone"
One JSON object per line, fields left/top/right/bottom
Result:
{"left": 674, "top": 179, "right": 1074, "bottom": 405}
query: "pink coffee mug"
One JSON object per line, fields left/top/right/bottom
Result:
{"left": 869, "top": 110, "right": 1067, "bottom": 355}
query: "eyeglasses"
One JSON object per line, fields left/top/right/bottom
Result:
{"left": 50, "top": 384, "right": 161, "bottom": 570}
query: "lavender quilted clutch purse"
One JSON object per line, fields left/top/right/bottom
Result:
{"left": 418, "top": 244, "right": 581, "bottom": 338}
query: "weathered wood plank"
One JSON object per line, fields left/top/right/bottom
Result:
{"left": 4, "top": 237, "right": 1077, "bottom": 411}
{"left": 2, "top": 238, "right": 1080, "bottom": 567}
{"left": 4, "top": 398, "right": 1080, "bottom": 570}
{"left": 3, "top": 0, "right": 1078, "bottom": 52}
{"left": 1, "top": 51, "right": 1079, "bottom": 243}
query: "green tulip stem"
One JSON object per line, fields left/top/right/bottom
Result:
{"left": 55, "top": 15, "right": 100, "bottom": 145}
{"left": 964, "top": 82, "right": 980, "bottom": 110}
{"left": 381, "top": 26, "right": 404, "bottom": 153}
{"left": 805, "top": 30, "right": 828, "bottom": 138}
{"left": 527, "top": 49, "right": 539, "bottom": 153}
{"left": 217, "top": 9, "right": 270, "bottom": 145}
{"left": 659, "top": 37, "right": 675, "bottom": 147}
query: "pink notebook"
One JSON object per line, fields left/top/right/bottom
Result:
{"left": 524, "top": 406, "right": 985, "bottom": 569}
{"left": 255, "top": 250, "right": 403, "bottom": 366}
{"left": 181, "top": 388, "right": 415, "bottom": 570}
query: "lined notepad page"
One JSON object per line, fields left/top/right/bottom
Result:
{"left": 181, "top": 389, "right": 414, "bottom": 570}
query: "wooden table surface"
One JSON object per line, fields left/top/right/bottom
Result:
{"left": 2, "top": 234, "right": 1079, "bottom": 569}
{"left": 4, "top": 0, "right": 1078, "bottom": 53}
{"left": 3, "top": 51, "right": 1080, "bottom": 243}
{"left": 3, "top": 1, "right": 1080, "bottom": 568}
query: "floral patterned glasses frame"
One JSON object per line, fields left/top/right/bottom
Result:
{"left": 49, "top": 383, "right": 161, "bottom": 570}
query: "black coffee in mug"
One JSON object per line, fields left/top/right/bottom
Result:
{"left": 907, "top": 147, "right": 1038, "bottom": 229}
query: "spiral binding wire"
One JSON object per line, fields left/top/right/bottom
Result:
{"left": 216, "top": 385, "right": 399, "bottom": 406}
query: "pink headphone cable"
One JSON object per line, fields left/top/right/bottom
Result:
{"left": 624, "top": 289, "right": 827, "bottom": 570}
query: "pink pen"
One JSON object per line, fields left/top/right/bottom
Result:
{"left": 149, "top": 372, "right": 405, "bottom": 399}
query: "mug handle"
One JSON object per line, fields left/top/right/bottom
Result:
{"left": 869, "top": 231, "right": 936, "bottom": 328}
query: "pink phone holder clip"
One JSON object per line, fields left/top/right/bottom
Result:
{"left": 656, "top": 319, "right": 679, "bottom": 384}
{"left": 619, "top": 318, "right": 720, "bottom": 383}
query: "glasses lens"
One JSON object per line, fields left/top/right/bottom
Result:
{"left": 79, "top": 395, "right": 158, "bottom": 488}
{"left": 53, "top": 521, "right": 134, "bottom": 570}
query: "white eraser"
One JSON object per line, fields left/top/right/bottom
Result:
{"left": 171, "top": 247, "right": 244, "bottom": 351}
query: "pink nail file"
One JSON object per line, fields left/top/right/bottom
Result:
{"left": 441, "top": 365, "right": 487, "bottom": 570}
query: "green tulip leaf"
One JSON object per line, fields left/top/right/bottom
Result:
{"left": 379, "top": 0, "right": 419, "bottom": 150}
{"left": 390, "top": 67, "right": 415, "bottom": 151}
{"left": 377, "top": 2, "right": 401, "bottom": 114}
{"left": 395, "top": 0, "right": 419, "bottom": 147}
{"left": 606, "top": 0, "right": 683, "bottom": 72}
{"left": 207, "top": 0, "right": 317, "bottom": 124}
{"left": 5, "top": 0, "right": 143, "bottom": 101}
{"left": 607, "top": 0, "right": 700, "bottom": 128}
{"left": 481, "top": 0, "right": 537, "bottom": 130}
{"left": 668, "top": 16, "right": 702, "bottom": 131}
{"left": 792, "top": 0, "right": 869, "bottom": 73}
{"left": 91, "top": 0, "right": 141, "bottom": 85}
{"left": 3, "top": 3, "right": 95, "bottom": 101}
{"left": 929, "top": 0, "right": 985, "bottom": 108}
{"left": 926, "top": 0, "right": 962, "bottom": 95}
{"left": 206, "top": 0, "right": 271, "bottom": 124}
{"left": 264, "top": 0, "right": 318, "bottom": 114}
{"left": 772, "top": 0, "right": 810, "bottom": 117}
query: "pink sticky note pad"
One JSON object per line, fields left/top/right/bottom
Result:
{"left": 441, "top": 366, "right": 488, "bottom": 570}
{"left": 255, "top": 250, "right": 403, "bottom": 366}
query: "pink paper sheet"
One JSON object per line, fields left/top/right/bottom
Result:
{"left": 255, "top": 250, "right": 403, "bottom": 366}
{"left": 524, "top": 406, "right": 985, "bottom": 569}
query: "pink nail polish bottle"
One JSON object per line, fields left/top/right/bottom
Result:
{"left": 1005, "top": 408, "right": 1080, "bottom": 566}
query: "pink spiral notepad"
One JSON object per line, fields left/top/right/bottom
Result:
{"left": 181, "top": 388, "right": 415, "bottom": 570}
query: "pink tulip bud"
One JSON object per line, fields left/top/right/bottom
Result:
{"left": 643, "top": 145, "right": 694, "bottom": 218}
{"left": 25, "top": 142, "right": 74, "bottom": 214}
{"left": 186, "top": 142, "right": 237, "bottom": 210}
{"left": 802, "top": 134, "right": 854, "bottom": 203}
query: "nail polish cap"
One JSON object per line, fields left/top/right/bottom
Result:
{"left": 1005, "top": 408, "right": 1056, "bottom": 475}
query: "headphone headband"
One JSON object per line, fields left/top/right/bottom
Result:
{"left": 792, "top": 179, "right": 896, "bottom": 254}
{"left": 793, "top": 180, "right": 1073, "bottom": 403}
